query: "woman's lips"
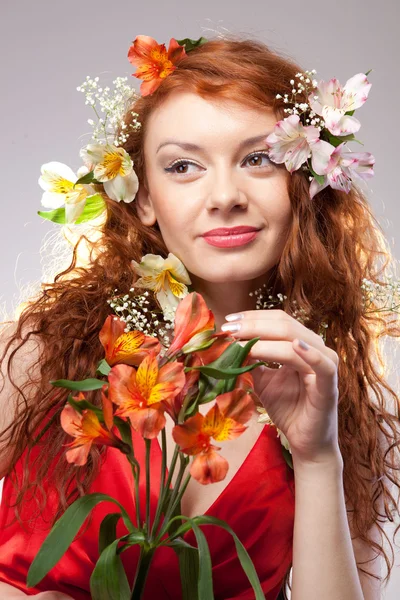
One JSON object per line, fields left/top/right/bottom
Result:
{"left": 202, "top": 230, "right": 259, "bottom": 247}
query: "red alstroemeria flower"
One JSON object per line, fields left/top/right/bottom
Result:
{"left": 60, "top": 389, "right": 120, "bottom": 466}
{"left": 166, "top": 292, "right": 215, "bottom": 358}
{"left": 127, "top": 35, "right": 187, "bottom": 96}
{"left": 108, "top": 352, "right": 185, "bottom": 438}
{"left": 99, "top": 315, "right": 161, "bottom": 367}
{"left": 172, "top": 389, "right": 255, "bottom": 484}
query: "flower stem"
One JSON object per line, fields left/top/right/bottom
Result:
{"left": 145, "top": 439, "right": 151, "bottom": 534}
{"left": 155, "top": 456, "right": 190, "bottom": 542}
{"left": 130, "top": 545, "right": 156, "bottom": 600}
{"left": 149, "top": 427, "right": 168, "bottom": 541}
{"left": 128, "top": 454, "right": 141, "bottom": 529}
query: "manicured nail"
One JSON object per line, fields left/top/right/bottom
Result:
{"left": 298, "top": 339, "right": 309, "bottom": 350}
{"left": 224, "top": 312, "right": 244, "bottom": 322}
{"left": 221, "top": 322, "right": 242, "bottom": 332}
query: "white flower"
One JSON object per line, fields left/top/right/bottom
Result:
{"left": 309, "top": 143, "right": 375, "bottom": 198}
{"left": 38, "top": 161, "right": 95, "bottom": 223}
{"left": 131, "top": 253, "right": 192, "bottom": 322}
{"left": 309, "top": 73, "right": 372, "bottom": 137}
{"left": 80, "top": 143, "right": 139, "bottom": 203}
{"left": 256, "top": 407, "right": 291, "bottom": 453}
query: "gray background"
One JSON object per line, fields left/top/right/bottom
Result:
{"left": 1, "top": 0, "right": 398, "bottom": 597}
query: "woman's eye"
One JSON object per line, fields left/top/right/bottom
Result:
{"left": 164, "top": 151, "right": 272, "bottom": 176}
{"left": 243, "top": 151, "right": 272, "bottom": 168}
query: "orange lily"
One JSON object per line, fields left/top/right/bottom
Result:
{"left": 108, "top": 352, "right": 185, "bottom": 438}
{"left": 127, "top": 35, "right": 187, "bottom": 96}
{"left": 172, "top": 389, "right": 255, "bottom": 484}
{"left": 99, "top": 315, "right": 161, "bottom": 367}
{"left": 166, "top": 292, "right": 215, "bottom": 358}
{"left": 60, "top": 389, "right": 121, "bottom": 466}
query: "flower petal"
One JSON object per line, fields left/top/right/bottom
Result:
{"left": 39, "top": 162, "right": 77, "bottom": 191}
{"left": 190, "top": 449, "right": 229, "bottom": 485}
{"left": 343, "top": 73, "right": 372, "bottom": 111}
{"left": 103, "top": 171, "right": 139, "bottom": 203}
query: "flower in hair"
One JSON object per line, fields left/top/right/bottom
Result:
{"left": 127, "top": 35, "right": 187, "bottom": 96}
{"left": 268, "top": 69, "right": 375, "bottom": 198}
{"left": 309, "top": 73, "right": 372, "bottom": 136}
{"left": 265, "top": 114, "right": 332, "bottom": 174}
{"left": 309, "top": 142, "right": 375, "bottom": 198}
{"left": 131, "top": 252, "right": 192, "bottom": 321}
{"left": 80, "top": 143, "right": 139, "bottom": 203}
{"left": 38, "top": 162, "right": 104, "bottom": 224}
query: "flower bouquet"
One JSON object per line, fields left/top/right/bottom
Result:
{"left": 26, "top": 273, "right": 270, "bottom": 599}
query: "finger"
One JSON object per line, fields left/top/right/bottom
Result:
{"left": 292, "top": 338, "right": 338, "bottom": 385}
{"left": 222, "top": 316, "right": 326, "bottom": 351}
{"left": 238, "top": 339, "right": 317, "bottom": 374}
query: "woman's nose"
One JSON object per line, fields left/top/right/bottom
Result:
{"left": 205, "top": 166, "right": 248, "bottom": 212}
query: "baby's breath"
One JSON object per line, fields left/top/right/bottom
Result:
{"left": 277, "top": 69, "right": 325, "bottom": 131}
{"left": 361, "top": 276, "right": 400, "bottom": 315}
{"left": 107, "top": 287, "right": 172, "bottom": 351}
{"left": 77, "top": 76, "right": 141, "bottom": 146}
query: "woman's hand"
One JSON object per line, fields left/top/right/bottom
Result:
{"left": 221, "top": 309, "right": 341, "bottom": 465}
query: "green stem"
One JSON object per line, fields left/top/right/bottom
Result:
{"left": 145, "top": 439, "right": 151, "bottom": 535}
{"left": 149, "top": 427, "right": 168, "bottom": 541}
{"left": 155, "top": 457, "right": 190, "bottom": 542}
{"left": 130, "top": 545, "right": 156, "bottom": 600}
{"left": 128, "top": 454, "right": 141, "bottom": 529}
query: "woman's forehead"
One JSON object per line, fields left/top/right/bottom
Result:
{"left": 145, "top": 92, "right": 277, "bottom": 148}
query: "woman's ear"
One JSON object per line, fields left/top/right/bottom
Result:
{"left": 135, "top": 183, "right": 157, "bottom": 226}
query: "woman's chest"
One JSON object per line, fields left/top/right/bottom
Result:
{"left": 156, "top": 408, "right": 265, "bottom": 519}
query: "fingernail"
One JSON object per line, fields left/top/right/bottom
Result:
{"left": 221, "top": 322, "right": 242, "bottom": 332}
{"left": 298, "top": 339, "right": 309, "bottom": 350}
{"left": 224, "top": 312, "right": 244, "bottom": 322}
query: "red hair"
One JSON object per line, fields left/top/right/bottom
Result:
{"left": 1, "top": 35, "right": 399, "bottom": 598}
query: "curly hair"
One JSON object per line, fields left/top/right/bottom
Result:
{"left": 1, "top": 35, "right": 399, "bottom": 598}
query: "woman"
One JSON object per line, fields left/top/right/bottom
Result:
{"left": 0, "top": 35, "right": 399, "bottom": 599}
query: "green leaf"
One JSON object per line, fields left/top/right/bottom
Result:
{"left": 74, "top": 170, "right": 103, "bottom": 186}
{"left": 38, "top": 207, "right": 68, "bottom": 224}
{"left": 307, "top": 163, "right": 325, "bottom": 186}
{"left": 96, "top": 358, "right": 111, "bottom": 376}
{"left": 171, "top": 541, "right": 199, "bottom": 600}
{"left": 67, "top": 394, "right": 104, "bottom": 419}
{"left": 191, "top": 521, "right": 214, "bottom": 600}
{"left": 99, "top": 513, "right": 122, "bottom": 554}
{"left": 90, "top": 539, "right": 131, "bottom": 600}
{"left": 37, "top": 193, "right": 106, "bottom": 225}
{"left": 282, "top": 447, "right": 293, "bottom": 470}
{"left": 27, "top": 493, "right": 135, "bottom": 587}
{"left": 167, "top": 515, "right": 264, "bottom": 600}
{"left": 50, "top": 377, "right": 106, "bottom": 391}
{"left": 175, "top": 37, "right": 208, "bottom": 52}
{"left": 75, "top": 194, "right": 106, "bottom": 223}
{"left": 186, "top": 362, "right": 265, "bottom": 380}
{"left": 114, "top": 416, "right": 133, "bottom": 453}
{"left": 120, "top": 530, "right": 146, "bottom": 546}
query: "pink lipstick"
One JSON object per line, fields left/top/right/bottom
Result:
{"left": 201, "top": 226, "right": 260, "bottom": 248}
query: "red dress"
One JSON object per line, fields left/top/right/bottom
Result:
{"left": 0, "top": 423, "right": 295, "bottom": 599}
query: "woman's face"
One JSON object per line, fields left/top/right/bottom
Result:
{"left": 136, "top": 91, "right": 292, "bottom": 285}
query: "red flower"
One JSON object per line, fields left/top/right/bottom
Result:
{"left": 99, "top": 315, "right": 161, "bottom": 367}
{"left": 127, "top": 35, "right": 186, "bottom": 96}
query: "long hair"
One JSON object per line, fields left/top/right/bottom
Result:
{"left": 1, "top": 35, "right": 399, "bottom": 597}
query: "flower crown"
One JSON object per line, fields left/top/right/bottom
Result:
{"left": 37, "top": 35, "right": 374, "bottom": 226}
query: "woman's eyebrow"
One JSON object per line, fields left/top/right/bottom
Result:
{"left": 156, "top": 132, "right": 272, "bottom": 154}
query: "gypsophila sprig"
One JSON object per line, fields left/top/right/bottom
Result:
{"left": 77, "top": 76, "right": 141, "bottom": 146}
{"left": 362, "top": 276, "right": 400, "bottom": 315}
{"left": 107, "top": 287, "right": 173, "bottom": 349}
{"left": 277, "top": 69, "right": 325, "bottom": 131}
{"left": 250, "top": 284, "right": 328, "bottom": 342}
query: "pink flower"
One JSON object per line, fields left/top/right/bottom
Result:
{"left": 309, "top": 73, "right": 372, "bottom": 137}
{"left": 266, "top": 115, "right": 322, "bottom": 173}
{"left": 309, "top": 143, "right": 375, "bottom": 199}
